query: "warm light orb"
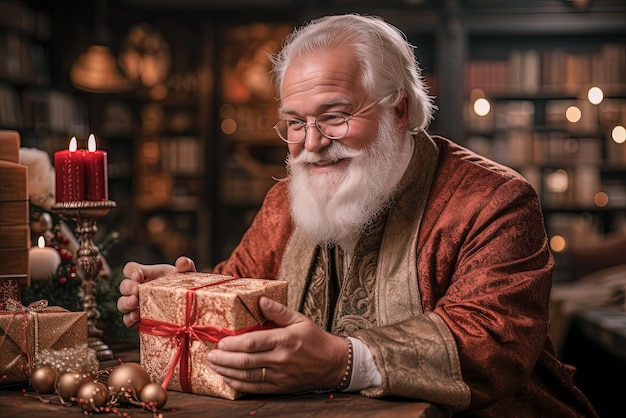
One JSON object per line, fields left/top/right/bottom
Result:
{"left": 473, "top": 98, "right": 491, "bottom": 116}
{"left": 565, "top": 106, "right": 581, "bottom": 123}
{"left": 37, "top": 235, "right": 45, "bottom": 248}
{"left": 587, "top": 86, "right": 604, "bottom": 105}
{"left": 545, "top": 169, "right": 569, "bottom": 193}
{"left": 221, "top": 119, "right": 237, "bottom": 135}
{"left": 142, "top": 141, "right": 160, "bottom": 163}
{"left": 550, "top": 235, "right": 567, "bottom": 253}
{"left": 612, "top": 125, "right": 626, "bottom": 144}
{"left": 593, "top": 191, "right": 609, "bottom": 207}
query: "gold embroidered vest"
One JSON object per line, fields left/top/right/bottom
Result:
{"left": 278, "top": 131, "right": 438, "bottom": 330}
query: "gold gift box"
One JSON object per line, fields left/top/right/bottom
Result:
{"left": 138, "top": 273, "right": 288, "bottom": 399}
{"left": 0, "top": 130, "right": 20, "bottom": 163}
{"left": 0, "top": 305, "right": 88, "bottom": 387}
{"left": 0, "top": 159, "right": 30, "bottom": 287}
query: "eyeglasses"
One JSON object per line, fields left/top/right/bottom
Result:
{"left": 272, "top": 98, "right": 382, "bottom": 144}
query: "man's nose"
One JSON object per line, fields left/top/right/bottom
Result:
{"left": 304, "top": 123, "right": 331, "bottom": 152}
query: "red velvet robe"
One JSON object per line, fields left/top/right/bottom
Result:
{"left": 213, "top": 134, "right": 598, "bottom": 417}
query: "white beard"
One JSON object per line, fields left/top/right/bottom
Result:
{"left": 287, "top": 108, "right": 411, "bottom": 245}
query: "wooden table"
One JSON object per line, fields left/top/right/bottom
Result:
{"left": 0, "top": 348, "right": 448, "bottom": 418}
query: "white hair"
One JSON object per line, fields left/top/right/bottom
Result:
{"left": 270, "top": 13, "right": 436, "bottom": 133}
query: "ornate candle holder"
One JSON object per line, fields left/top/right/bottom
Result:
{"left": 51, "top": 200, "right": 116, "bottom": 360}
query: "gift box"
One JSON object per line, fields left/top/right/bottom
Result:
{"left": 0, "top": 302, "right": 88, "bottom": 387}
{"left": 0, "top": 130, "right": 20, "bottom": 163}
{"left": 138, "top": 273, "right": 288, "bottom": 399}
{"left": 0, "top": 158, "right": 30, "bottom": 287}
{"left": 0, "top": 278, "right": 21, "bottom": 311}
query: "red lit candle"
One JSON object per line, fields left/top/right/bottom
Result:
{"left": 54, "top": 137, "right": 85, "bottom": 202}
{"left": 84, "top": 133, "right": 108, "bottom": 201}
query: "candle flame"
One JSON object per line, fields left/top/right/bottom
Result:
{"left": 37, "top": 236, "right": 45, "bottom": 248}
{"left": 88, "top": 133, "right": 97, "bottom": 152}
{"left": 69, "top": 136, "right": 78, "bottom": 152}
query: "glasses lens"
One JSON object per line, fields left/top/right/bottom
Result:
{"left": 317, "top": 114, "right": 349, "bottom": 139}
{"left": 273, "top": 119, "right": 305, "bottom": 143}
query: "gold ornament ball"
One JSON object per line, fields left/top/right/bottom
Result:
{"left": 107, "top": 362, "right": 151, "bottom": 400}
{"left": 56, "top": 372, "right": 92, "bottom": 402}
{"left": 140, "top": 382, "right": 168, "bottom": 409}
{"left": 76, "top": 380, "right": 110, "bottom": 412}
{"left": 31, "top": 366, "right": 57, "bottom": 394}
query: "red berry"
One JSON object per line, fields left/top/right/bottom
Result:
{"left": 60, "top": 249, "right": 72, "bottom": 261}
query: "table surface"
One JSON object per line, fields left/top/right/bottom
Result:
{"left": 0, "top": 348, "right": 449, "bottom": 418}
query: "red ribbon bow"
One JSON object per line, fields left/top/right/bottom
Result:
{"left": 139, "top": 279, "right": 274, "bottom": 392}
{"left": 0, "top": 299, "right": 49, "bottom": 380}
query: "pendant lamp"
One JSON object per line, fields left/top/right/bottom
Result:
{"left": 70, "top": 0, "right": 132, "bottom": 93}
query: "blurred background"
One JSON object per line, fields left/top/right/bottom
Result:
{"left": 2, "top": 0, "right": 625, "bottom": 273}
{"left": 1, "top": 0, "right": 625, "bottom": 413}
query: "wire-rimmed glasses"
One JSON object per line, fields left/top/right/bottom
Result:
{"left": 272, "top": 98, "right": 383, "bottom": 144}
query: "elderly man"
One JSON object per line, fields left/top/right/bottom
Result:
{"left": 118, "top": 14, "right": 598, "bottom": 417}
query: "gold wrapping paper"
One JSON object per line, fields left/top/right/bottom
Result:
{"left": 0, "top": 201, "right": 29, "bottom": 227}
{"left": 0, "top": 278, "right": 20, "bottom": 311}
{"left": 0, "top": 161, "right": 28, "bottom": 202}
{"left": 0, "top": 305, "right": 88, "bottom": 387}
{"left": 0, "top": 158, "right": 29, "bottom": 287}
{"left": 0, "top": 224, "right": 30, "bottom": 249}
{"left": 138, "top": 273, "right": 288, "bottom": 399}
{"left": 0, "top": 130, "right": 20, "bottom": 163}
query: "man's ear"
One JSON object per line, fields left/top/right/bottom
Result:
{"left": 394, "top": 94, "right": 409, "bottom": 126}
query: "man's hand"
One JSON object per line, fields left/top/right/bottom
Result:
{"left": 206, "top": 296, "right": 349, "bottom": 394}
{"left": 116, "top": 256, "right": 196, "bottom": 327}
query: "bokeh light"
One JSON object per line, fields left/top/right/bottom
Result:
{"left": 593, "top": 191, "right": 609, "bottom": 207}
{"left": 612, "top": 125, "right": 626, "bottom": 144}
{"left": 550, "top": 235, "right": 567, "bottom": 253}
{"left": 565, "top": 105, "right": 581, "bottom": 123}
{"left": 473, "top": 98, "right": 491, "bottom": 116}
{"left": 587, "top": 86, "right": 604, "bottom": 105}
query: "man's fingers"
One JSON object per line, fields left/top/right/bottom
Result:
{"left": 119, "top": 278, "right": 140, "bottom": 297}
{"left": 117, "top": 293, "right": 138, "bottom": 314}
{"left": 118, "top": 258, "right": 197, "bottom": 330}
{"left": 175, "top": 256, "right": 196, "bottom": 273}
{"left": 122, "top": 262, "right": 145, "bottom": 282}
{"left": 123, "top": 310, "right": 140, "bottom": 328}
{"left": 259, "top": 296, "right": 300, "bottom": 327}
{"left": 122, "top": 261, "right": 180, "bottom": 284}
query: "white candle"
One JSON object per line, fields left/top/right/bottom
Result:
{"left": 29, "top": 236, "right": 61, "bottom": 280}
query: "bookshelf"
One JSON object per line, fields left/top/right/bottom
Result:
{"left": 0, "top": 0, "right": 87, "bottom": 153}
{"left": 462, "top": 10, "right": 626, "bottom": 281}
{"left": 10, "top": 0, "right": 623, "bottom": 279}
{"left": 212, "top": 22, "right": 293, "bottom": 262}
{"left": 118, "top": 17, "right": 214, "bottom": 269}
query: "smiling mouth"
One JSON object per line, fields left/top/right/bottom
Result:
{"left": 312, "top": 158, "right": 344, "bottom": 166}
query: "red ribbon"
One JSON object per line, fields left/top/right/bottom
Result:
{"left": 138, "top": 279, "right": 275, "bottom": 392}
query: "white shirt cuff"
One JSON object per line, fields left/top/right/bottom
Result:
{"left": 343, "top": 336, "right": 382, "bottom": 392}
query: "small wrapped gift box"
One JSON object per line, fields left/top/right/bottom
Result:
{"left": 0, "top": 159, "right": 29, "bottom": 287}
{"left": 138, "top": 273, "right": 288, "bottom": 399}
{"left": 0, "top": 277, "right": 22, "bottom": 311}
{"left": 0, "top": 301, "right": 88, "bottom": 387}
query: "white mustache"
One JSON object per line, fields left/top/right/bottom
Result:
{"left": 288, "top": 141, "right": 361, "bottom": 166}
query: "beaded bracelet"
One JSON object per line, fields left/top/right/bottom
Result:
{"left": 336, "top": 337, "right": 353, "bottom": 391}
